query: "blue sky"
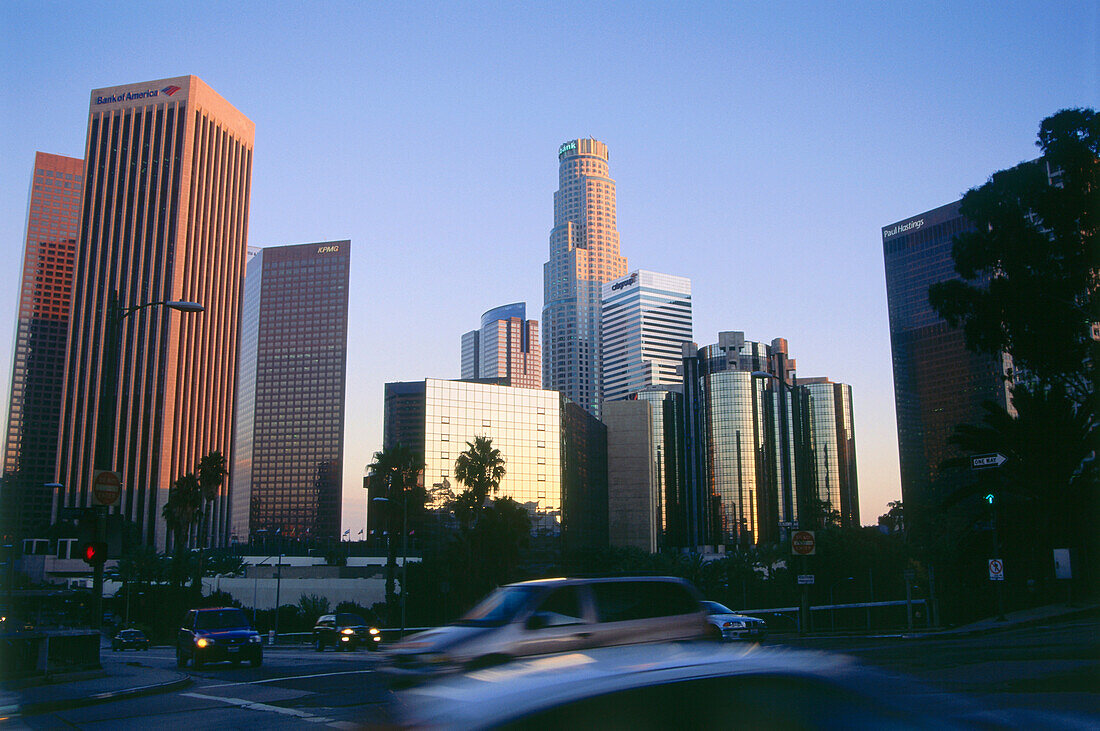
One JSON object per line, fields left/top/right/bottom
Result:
{"left": 1, "top": 1, "right": 1096, "bottom": 532}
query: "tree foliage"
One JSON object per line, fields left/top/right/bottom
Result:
{"left": 367, "top": 444, "right": 425, "bottom": 624}
{"left": 928, "top": 108, "right": 1098, "bottom": 400}
{"left": 453, "top": 436, "right": 506, "bottom": 509}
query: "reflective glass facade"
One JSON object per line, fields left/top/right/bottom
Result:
{"left": 800, "top": 380, "right": 859, "bottom": 527}
{"left": 635, "top": 386, "right": 684, "bottom": 548}
{"left": 461, "top": 303, "right": 541, "bottom": 388}
{"left": 1, "top": 153, "right": 82, "bottom": 539}
{"left": 231, "top": 242, "right": 350, "bottom": 543}
{"left": 883, "top": 202, "right": 1011, "bottom": 525}
{"left": 601, "top": 270, "right": 692, "bottom": 405}
{"left": 544, "top": 139, "right": 628, "bottom": 417}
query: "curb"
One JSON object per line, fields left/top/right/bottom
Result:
{"left": 5, "top": 672, "right": 193, "bottom": 718}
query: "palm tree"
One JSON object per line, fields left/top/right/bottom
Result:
{"left": 367, "top": 444, "right": 423, "bottom": 625}
{"left": 162, "top": 472, "right": 202, "bottom": 550}
{"left": 453, "top": 436, "right": 506, "bottom": 510}
{"left": 196, "top": 451, "right": 228, "bottom": 550}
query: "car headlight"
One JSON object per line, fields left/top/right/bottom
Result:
{"left": 341, "top": 628, "right": 355, "bottom": 635}
{"left": 722, "top": 621, "right": 746, "bottom": 628}
{"left": 196, "top": 637, "right": 211, "bottom": 648}
{"left": 422, "top": 652, "right": 452, "bottom": 666}
{"left": 249, "top": 635, "right": 262, "bottom": 643}
{"left": 368, "top": 627, "right": 380, "bottom": 636}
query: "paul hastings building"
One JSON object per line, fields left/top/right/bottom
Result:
{"left": 231, "top": 242, "right": 351, "bottom": 544}
{"left": 883, "top": 202, "right": 1011, "bottom": 532}
{"left": 55, "top": 76, "right": 254, "bottom": 549}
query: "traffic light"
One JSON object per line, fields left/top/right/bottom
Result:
{"left": 82, "top": 541, "right": 108, "bottom": 566}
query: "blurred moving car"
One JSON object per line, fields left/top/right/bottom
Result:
{"left": 383, "top": 576, "right": 709, "bottom": 682}
{"left": 176, "top": 607, "right": 262, "bottom": 668}
{"left": 701, "top": 601, "right": 768, "bottom": 641}
{"left": 393, "top": 642, "right": 988, "bottom": 729}
{"left": 313, "top": 612, "right": 381, "bottom": 651}
{"left": 112, "top": 628, "right": 150, "bottom": 651}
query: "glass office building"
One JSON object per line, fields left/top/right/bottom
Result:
{"left": 1, "top": 152, "right": 82, "bottom": 539}
{"left": 382, "top": 378, "right": 607, "bottom": 547}
{"left": 798, "top": 378, "right": 859, "bottom": 528}
{"left": 883, "top": 202, "right": 1011, "bottom": 529}
{"left": 460, "top": 302, "right": 541, "bottom": 389}
{"left": 231, "top": 241, "right": 350, "bottom": 543}
{"left": 543, "top": 139, "right": 628, "bottom": 417}
{"left": 56, "top": 76, "right": 254, "bottom": 549}
{"left": 601, "top": 270, "right": 692, "bottom": 405}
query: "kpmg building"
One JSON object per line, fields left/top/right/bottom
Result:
{"left": 55, "top": 76, "right": 254, "bottom": 549}
{"left": 231, "top": 242, "right": 350, "bottom": 544}
{"left": 1, "top": 153, "right": 83, "bottom": 539}
{"left": 543, "top": 139, "right": 628, "bottom": 417}
{"left": 883, "top": 202, "right": 1011, "bottom": 529}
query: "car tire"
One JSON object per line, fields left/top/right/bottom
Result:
{"left": 176, "top": 646, "right": 186, "bottom": 668}
{"left": 315, "top": 637, "right": 325, "bottom": 652}
{"left": 193, "top": 653, "right": 204, "bottom": 669}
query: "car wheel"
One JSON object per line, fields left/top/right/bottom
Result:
{"left": 193, "top": 653, "right": 204, "bottom": 669}
{"left": 176, "top": 646, "right": 186, "bottom": 668}
{"left": 315, "top": 637, "right": 325, "bottom": 652}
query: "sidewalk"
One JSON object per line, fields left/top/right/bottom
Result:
{"left": 0, "top": 652, "right": 191, "bottom": 718}
{"left": 919, "top": 600, "right": 1099, "bottom": 638}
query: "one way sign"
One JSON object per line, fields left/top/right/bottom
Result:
{"left": 971, "top": 453, "right": 1007, "bottom": 470}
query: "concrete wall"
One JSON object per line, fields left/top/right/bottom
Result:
{"left": 202, "top": 576, "right": 387, "bottom": 610}
{"left": 603, "top": 400, "right": 657, "bottom": 552}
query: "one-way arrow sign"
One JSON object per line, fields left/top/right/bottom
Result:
{"left": 971, "top": 453, "right": 1008, "bottom": 470}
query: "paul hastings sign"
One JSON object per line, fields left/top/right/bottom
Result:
{"left": 882, "top": 218, "right": 924, "bottom": 240}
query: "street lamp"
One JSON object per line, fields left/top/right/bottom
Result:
{"left": 373, "top": 495, "right": 408, "bottom": 636}
{"left": 91, "top": 291, "right": 203, "bottom": 631}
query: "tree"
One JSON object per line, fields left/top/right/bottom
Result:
{"left": 928, "top": 108, "right": 1098, "bottom": 402}
{"left": 878, "top": 501, "right": 905, "bottom": 534}
{"left": 453, "top": 436, "right": 506, "bottom": 511}
{"left": 367, "top": 444, "right": 424, "bottom": 625}
{"left": 196, "top": 451, "right": 228, "bottom": 550}
{"left": 162, "top": 472, "right": 201, "bottom": 554}
{"left": 297, "top": 593, "right": 331, "bottom": 624}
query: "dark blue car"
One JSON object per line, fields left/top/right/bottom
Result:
{"left": 177, "top": 607, "right": 262, "bottom": 668}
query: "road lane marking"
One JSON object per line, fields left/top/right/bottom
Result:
{"left": 182, "top": 691, "right": 334, "bottom": 723}
{"left": 201, "top": 668, "right": 375, "bottom": 689}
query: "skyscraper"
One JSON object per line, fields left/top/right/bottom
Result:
{"left": 459, "top": 303, "right": 541, "bottom": 388}
{"left": 797, "top": 377, "right": 859, "bottom": 528}
{"left": 543, "top": 139, "right": 627, "bottom": 417}
{"left": 56, "top": 76, "right": 254, "bottom": 550}
{"left": 882, "top": 202, "right": 1011, "bottom": 529}
{"left": 231, "top": 241, "right": 350, "bottom": 544}
{"left": 1, "top": 153, "right": 83, "bottom": 539}
{"left": 601, "top": 270, "right": 692, "bottom": 405}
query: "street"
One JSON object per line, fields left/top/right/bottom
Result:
{"left": 10, "top": 617, "right": 1099, "bottom": 728}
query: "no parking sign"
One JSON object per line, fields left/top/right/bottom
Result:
{"left": 988, "top": 559, "right": 1005, "bottom": 581}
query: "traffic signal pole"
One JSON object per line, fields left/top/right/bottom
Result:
{"left": 91, "top": 506, "right": 106, "bottom": 628}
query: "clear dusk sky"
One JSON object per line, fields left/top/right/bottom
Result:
{"left": 1, "top": 1, "right": 1096, "bottom": 535}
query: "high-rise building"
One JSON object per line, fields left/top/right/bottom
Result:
{"left": 882, "top": 203, "right": 1011, "bottom": 529}
{"left": 601, "top": 270, "right": 692, "bottom": 405}
{"left": 382, "top": 378, "right": 607, "bottom": 548}
{"left": 1, "top": 153, "right": 83, "bottom": 540}
{"left": 56, "top": 76, "right": 254, "bottom": 550}
{"left": 543, "top": 139, "right": 627, "bottom": 417}
{"left": 460, "top": 303, "right": 541, "bottom": 388}
{"left": 796, "top": 377, "right": 859, "bottom": 528}
{"left": 231, "top": 241, "right": 350, "bottom": 544}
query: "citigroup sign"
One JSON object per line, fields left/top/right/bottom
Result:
{"left": 611, "top": 274, "right": 637, "bottom": 291}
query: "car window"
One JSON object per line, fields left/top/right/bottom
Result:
{"left": 593, "top": 582, "right": 698, "bottom": 622}
{"left": 702, "top": 601, "right": 735, "bottom": 615}
{"left": 532, "top": 586, "right": 586, "bottom": 627}
{"left": 194, "top": 609, "right": 249, "bottom": 630}
{"left": 184, "top": 610, "right": 197, "bottom": 627}
{"left": 456, "top": 586, "right": 538, "bottom": 627}
{"left": 336, "top": 613, "right": 365, "bottom": 626}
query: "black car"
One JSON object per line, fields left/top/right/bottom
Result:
{"left": 112, "top": 628, "right": 150, "bottom": 651}
{"left": 313, "top": 612, "right": 381, "bottom": 651}
{"left": 177, "top": 607, "right": 263, "bottom": 668}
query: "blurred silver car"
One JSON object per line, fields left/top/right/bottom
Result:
{"left": 701, "top": 600, "right": 768, "bottom": 641}
{"left": 383, "top": 576, "right": 709, "bottom": 681}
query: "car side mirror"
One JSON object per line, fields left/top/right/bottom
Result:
{"left": 526, "top": 612, "right": 550, "bottom": 631}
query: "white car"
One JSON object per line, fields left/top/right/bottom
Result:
{"left": 701, "top": 600, "right": 768, "bottom": 641}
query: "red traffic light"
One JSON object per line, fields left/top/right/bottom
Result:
{"left": 82, "top": 541, "right": 108, "bottom": 566}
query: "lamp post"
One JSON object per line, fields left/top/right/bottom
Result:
{"left": 92, "top": 291, "right": 203, "bottom": 631}
{"left": 373, "top": 495, "right": 408, "bottom": 636}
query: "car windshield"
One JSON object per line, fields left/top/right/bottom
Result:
{"left": 195, "top": 609, "right": 250, "bottom": 631}
{"left": 702, "top": 601, "right": 735, "bottom": 615}
{"left": 336, "top": 613, "right": 366, "bottom": 626}
{"left": 455, "top": 586, "right": 538, "bottom": 627}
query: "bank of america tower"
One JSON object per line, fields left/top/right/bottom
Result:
{"left": 543, "top": 139, "right": 627, "bottom": 416}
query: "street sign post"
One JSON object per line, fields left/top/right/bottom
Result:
{"left": 92, "top": 470, "right": 121, "bottom": 507}
{"left": 791, "top": 530, "right": 816, "bottom": 556}
{"left": 971, "top": 453, "right": 1007, "bottom": 470}
{"left": 988, "top": 558, "right": 1005, "bottom": 581}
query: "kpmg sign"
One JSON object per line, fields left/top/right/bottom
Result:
{"left": 95, "top": 85, "right": 181, "bottom": 105}
{"left": 611, "top": 274, "right": 637, "bottom": 291}
{"left": 317, "top": 245, "right": 340, "bottom": 254}
{"left": 882, "top": 218, "right": 924, "bottom": 239}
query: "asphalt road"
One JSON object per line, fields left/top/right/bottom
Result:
{"left": 11, "top": 618, "right": 1099, "bottom": 728}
